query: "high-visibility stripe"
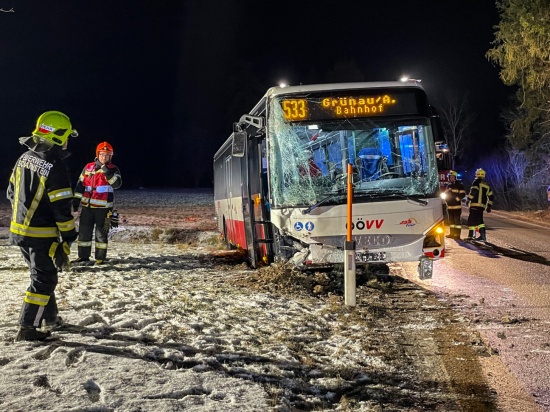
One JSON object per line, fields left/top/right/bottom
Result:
{"left": 10, "top": 222, "right": 58, "bottom": 238}
{"left": 56, "top": 219, "right": 76, "bottom": 232}
{"left": 24, "top": 291, "right": 50, "bottom": 306}
{"left": 48, "top": 188, "right": 74, "bottom": 202}
{"left": 95, "top": 242, "right": 108, "bottom": 249}
{"left": 12, "top": 168, "right": 21, "bottom": 222}
{"left": 23, "top": 175, "right": 47, "bottom": 227}
{"left": 78, "top": 241, "right": 93, "bottom": 247}
{"left": 93, "top": 186, "right": 113, "bottom": 194}
{"left": 108, "top": 175, "right": 120, "bottom": 185}
{"left": 33, "top": 306, "right": 45, "bottom": 328}
{"left": 88, "top": 199, "right": 112, "bottom": 207}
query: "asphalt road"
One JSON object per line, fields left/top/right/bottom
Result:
{"left": 402, "top": 209, "right": 550, "bottom": 411}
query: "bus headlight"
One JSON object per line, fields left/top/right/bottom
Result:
{"left": 424, "top": 222, "right": 445, "bottom": 248}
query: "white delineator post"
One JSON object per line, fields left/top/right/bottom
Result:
{"left": 344, "top": 163, "right": 356, "bottom": 306}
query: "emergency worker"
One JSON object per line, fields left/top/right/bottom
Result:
{"left": 465, "top": 168, "right": 494, "bottom": 242}
{"left": 444, "top": 170, "right": 466, "bottom": 239}
{"left": 7, "top": 111, "right": 78, "bottom": 341}
{"left": 73, "top": 141, "right": 122, "bottom": 264}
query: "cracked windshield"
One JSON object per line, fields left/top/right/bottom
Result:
{"left": 267, "top": 94, "right": 439, "bottom": 208}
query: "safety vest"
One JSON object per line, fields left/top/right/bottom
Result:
{"left": 74, "top": 161, "right": 121, "bottom": 208}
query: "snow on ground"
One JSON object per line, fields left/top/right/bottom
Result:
{"left": 0, "top": 189, "right": 500, "bottom": 411}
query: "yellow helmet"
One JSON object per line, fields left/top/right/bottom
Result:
{"left": 447, "top": 170, "right": 459, "bottom": 178}
{"left": 475, "top": 168, "right": 486, "bottom": 179}
{"left": 32, "top": 111, "right": 78, "bottom": 146}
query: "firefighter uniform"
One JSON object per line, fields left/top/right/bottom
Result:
{"left": 466, "top": 168, "right": 494, "bottom": 241}
{"left": 7, "top": 111, "right": 78, "bottom": 341}
{"left": 73, "top": 142, "right": 122, "bottom": 263}
{"left": 444, "top": 171, "right": 466, "bottom": 239}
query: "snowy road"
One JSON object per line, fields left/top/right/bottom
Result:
{"left": 0, "top": 190, "right": 545, "bottom": 411}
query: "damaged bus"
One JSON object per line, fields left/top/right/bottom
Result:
{"left": 214, "top": 81, "right": 445, "bottom": 275}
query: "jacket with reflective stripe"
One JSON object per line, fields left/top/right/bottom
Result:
{"left": 74, "top": 160, "right": 122, "bottom": 208}
{"left": 444, "top": 181, "right": 466, "bottom": 210}
{"left": 6, "top": 148, "right": 77, "bottom": 245}
{"left": 467, "top": 178, "right": 494, "bottom": 209}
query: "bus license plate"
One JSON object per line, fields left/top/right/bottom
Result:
{"left": 355, "top": 251, "right": 387, "bottom": 262}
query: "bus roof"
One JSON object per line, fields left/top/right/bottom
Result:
{"left": 265, "top": 80, "right": 422, "bottom": 98}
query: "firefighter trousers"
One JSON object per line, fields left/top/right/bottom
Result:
{"left": 19, "top": 243, "right": 59, "bottom": 328}
{"left": 447, "top": 208, "right": 462, "bottom": 237}
{"left": 77, "top": 206, "right": 110, "bottom": 260}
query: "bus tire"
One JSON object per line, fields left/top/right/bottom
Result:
{"left": 223, "top": 218, "right": 234, "bottom": 250}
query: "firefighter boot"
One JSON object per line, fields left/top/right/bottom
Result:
{"left": 453, "top": 227, "right": 461, "bottom": 240}
{"left": 476, "top": 227, "right": 487, "bottom": 242}
{"left": 15, "top": 326, "right": 51, "bottom": 342}
{"left": 465, "top": 229, "right": 475, "bottom": 241}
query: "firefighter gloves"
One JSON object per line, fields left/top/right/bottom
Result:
{"left": 49, "top": 241, "right": 71, "bottom": 272}
{"left": 103, "top": 212, "right": 112, "bottom": 234}
{"left": 111, "top": 209, "right": 119, "bottom": 228}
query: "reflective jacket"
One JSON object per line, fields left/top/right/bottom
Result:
{"left": 7, "top": 148, "right": 77, "bottom": 245}
{"left": 74, "top": 160, "right": 122, "bottom": 208}
{"left": 467, "top": 178, "right": 494, "bottom": 210}
{"left": 444, "top": 180, "right": 466, "bottom": 210}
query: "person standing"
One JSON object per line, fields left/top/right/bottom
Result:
{"left": 7, "top": 111, "right": 79, "bottom": 341}
{"left": 465, "top": 168, "right": 494, "bottom": 242}
{"left": 73, "top": 141, "right": 122, "bottom": 264}
{"left": 444, "top": 170, "right": 466, "bottom": 239}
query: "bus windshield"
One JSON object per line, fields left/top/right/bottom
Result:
{"left": 267, "top": 96, "right": 439, "bottom": 208}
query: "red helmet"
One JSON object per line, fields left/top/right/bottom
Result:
{"left": 96, "top": 141, "right": 114, "bottom": 157}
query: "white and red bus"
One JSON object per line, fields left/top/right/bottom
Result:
{"left": 214, "top": 81, "right": 446, "bottom": 275}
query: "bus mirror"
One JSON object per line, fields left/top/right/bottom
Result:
{"left": 232, "top": 131, "right": 246, "bottom": 157}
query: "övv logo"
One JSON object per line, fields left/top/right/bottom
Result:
{"left": 346, "top": 218, "right": 384, "bottom": 231}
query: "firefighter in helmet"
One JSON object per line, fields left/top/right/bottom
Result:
{"left": 73, "top": 141, "right": 122, "bottom": 264}
{"left": 7, "top": 111, "right": 79, "bottom": 341}
{"left": 444, "top": 170, "right": 466, "bottom": 239}
{"left": 465, "top": 168, "right": 494, "bottom": 242}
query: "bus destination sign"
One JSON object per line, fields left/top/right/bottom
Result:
{"left": 279, "top": 90, "right": 423, "bottom": 122}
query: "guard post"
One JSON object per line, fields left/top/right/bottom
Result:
{"left": 344, "top": 163, "right": 356, "bottom": 306}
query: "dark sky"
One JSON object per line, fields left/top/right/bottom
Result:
{"left": 0, "top": 0, "right": 509, "bottom": 188}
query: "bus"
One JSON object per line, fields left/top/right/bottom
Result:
{"left": 214, "top": 81, "right": 446, "bottom": 276}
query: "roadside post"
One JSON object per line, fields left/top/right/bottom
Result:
{"left": 344, "top": 163, "right": 356, "bottom": 306}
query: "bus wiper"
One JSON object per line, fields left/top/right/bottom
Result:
{"left": 301, "top": 192, "right": 346, "bottom": 214}
{"left": 407, "top": 196, "right": 428, "bottom": 206}
{"left": 388, "top": 193, "right": 428, "bottom": 206}
{"left": 357, "top": 191, "right": 428, "bottom": 206}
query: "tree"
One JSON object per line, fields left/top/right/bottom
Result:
{"left": 486, "top": 0, "right": 550, "bottom": 150}
{"left": 437, "top": 92, "right": 475, "bottom": 169}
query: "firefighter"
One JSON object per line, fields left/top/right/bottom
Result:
{"left": 444, "top": 170, "right": 466, "bottom": 239}
{"left": 7, "top": 111, "right": 78, "bottom": 341}
{"left": 73, "top": 141, "right": 122, "bottom": 264}
{"left": 465, "top": 168, "right": 494, "bottom": 242}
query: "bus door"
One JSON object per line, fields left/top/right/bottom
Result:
{"left": 224, "top": 156, "right": 236, "bottom": 243}
{"left": 241, "top": 138, "right": 272, "bottom": 267}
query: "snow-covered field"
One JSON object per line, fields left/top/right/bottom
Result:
{"left": 0, "top": 189, "right": 500, "bottom": 411}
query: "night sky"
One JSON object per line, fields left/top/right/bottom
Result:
{"left": 0, "top": 0, "right": 509, "bottom": 188}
